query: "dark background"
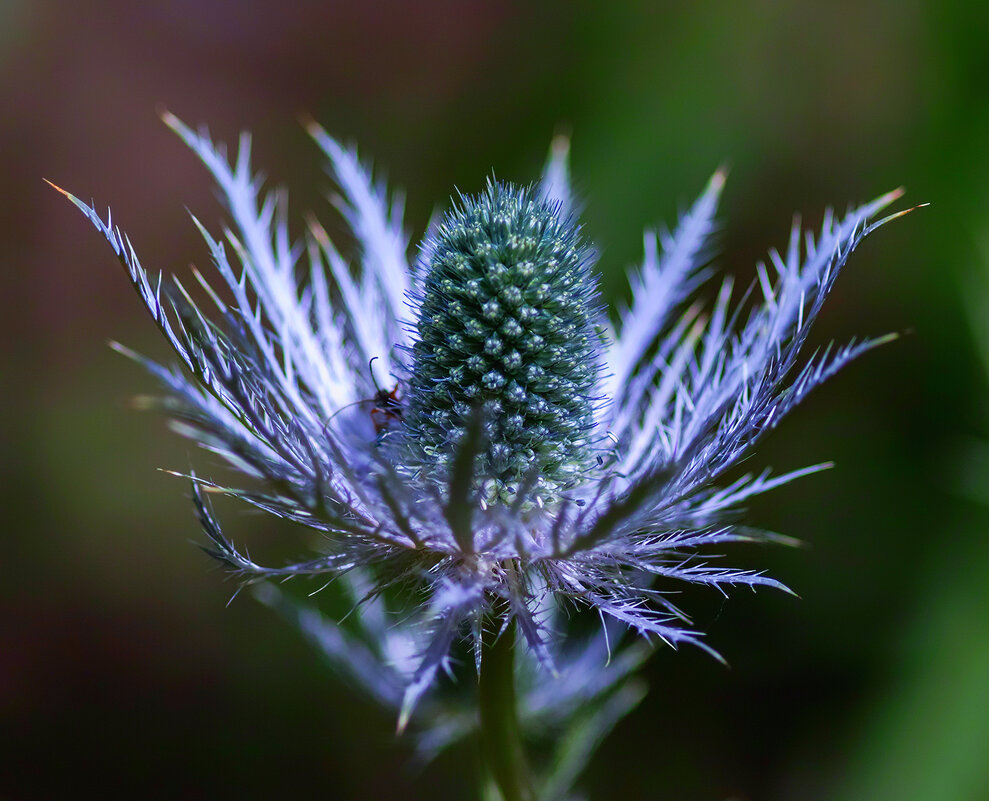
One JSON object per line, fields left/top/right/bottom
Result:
{"left": 3, "top": 1, "right": 989, "bottom": 799}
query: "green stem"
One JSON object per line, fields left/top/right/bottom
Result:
{"left": 478, "top": 616, "right": 535, "bottom": 801}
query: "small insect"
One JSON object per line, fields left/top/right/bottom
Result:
{"left": 369, "top": 369, "right": 404, "bottom": 436}
{"left": 321, "top": 357, "right": 404, "bottom": 440}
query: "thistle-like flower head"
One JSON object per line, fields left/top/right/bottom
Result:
{"left": 405, "top": 181, "right": 601, "bottom": 506}
{"left": 54, "top": 114, "right": 911, "bottom": 731}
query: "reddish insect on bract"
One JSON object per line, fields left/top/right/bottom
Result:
{"left": 370, "top": 383, "right": 403, "bottom": 435}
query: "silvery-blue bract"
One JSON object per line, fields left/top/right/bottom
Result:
{"left": 55, "top": 114, "right": 907, "bottom": 738}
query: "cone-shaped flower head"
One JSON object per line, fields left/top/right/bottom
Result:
{"left": 405, "top": 182, "right": 600, "bottom": 507}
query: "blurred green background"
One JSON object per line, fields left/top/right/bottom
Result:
{"left": 3, "top": 0, "right": 988, "bottom": 798}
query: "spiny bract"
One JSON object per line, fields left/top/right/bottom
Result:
{"left": 55, "top": 114, "right": 910, "bottom": 731}
{"left": 405, "top": 181, "right": 601, "bottom": 508}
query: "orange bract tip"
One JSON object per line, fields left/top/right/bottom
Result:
{"left": 43, "top": 178, "right": 70, "bottom": 197}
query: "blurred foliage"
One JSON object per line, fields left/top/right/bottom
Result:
{"left": 3, "top": 0, "right": 989, "bottom": 799}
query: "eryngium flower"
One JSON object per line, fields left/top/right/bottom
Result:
{"left": 54, "top": 114, "right": 909, "bottom": 726}
{"left": 405, "top": 181, "right": 602, "bottom": 506}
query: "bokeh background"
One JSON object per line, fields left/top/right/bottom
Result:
{"left": 3, "top": 1, "right": 989, "bottom": 799}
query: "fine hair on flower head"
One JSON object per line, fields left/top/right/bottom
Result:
{"left": 52, "top": 111, "right": 915, "bottom": 795}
